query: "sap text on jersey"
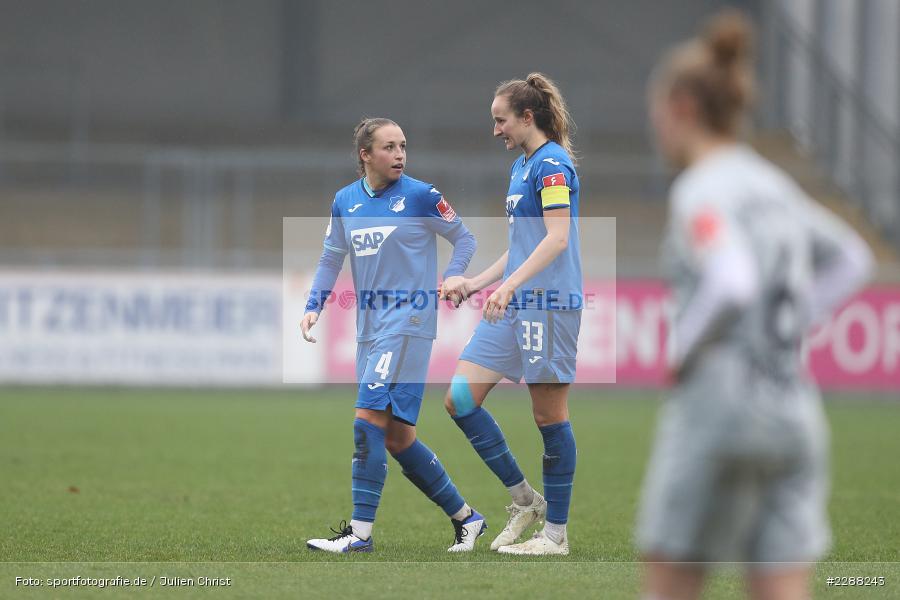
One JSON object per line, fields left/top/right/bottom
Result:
{"left": 350, "top": 226, "right": 397, "bottom": 257}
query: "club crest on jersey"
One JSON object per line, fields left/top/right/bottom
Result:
{"left": 542, "top": 172, "right": 566, "bottom": 188}
{"left": 389, "top": 196, "right": 406, "bottom": 213}
{"left": 350, "top": 225, "right": 397, "bottom": 256}
{"left": 436, "top": 197, "right": 457, "bottom": 222}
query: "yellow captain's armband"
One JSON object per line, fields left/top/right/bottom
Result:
{"left": 541, "top": 185, "right": 571, "bottom": 208}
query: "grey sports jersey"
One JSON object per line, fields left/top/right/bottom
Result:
{"left": 662, "top": 144, "right": 857, "bottom": 385}
{"left": 635, "top": 144, "right": 868, "bottom": 562}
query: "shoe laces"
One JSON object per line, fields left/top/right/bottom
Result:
{"left": 327, "top": 520, "right": 354, "bottom": 541}
{"left": 502, "top": 503, "right": 529, "bottom": 528}
{"left": 451, "top": 511, "right": 473, "bottom": 545}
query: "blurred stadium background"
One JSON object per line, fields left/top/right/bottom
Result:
{"left": 2, "top": 1, "right": 899, "bottom": 598}
{"left": 2, "top": 0, "right": 898, "bottom": 386}
{"left": 2, "top": 0, "right": 897, "bottom": 274}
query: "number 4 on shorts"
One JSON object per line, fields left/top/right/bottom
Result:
{"left": 374, "top": 352, "right": 393, "bottom": 380}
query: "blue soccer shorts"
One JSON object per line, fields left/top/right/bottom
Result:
{"left": 459, "top": 308, "right": 581, "bottom": 384}
{"left": 355, "top": 334, "right": 433, "bottom": 425}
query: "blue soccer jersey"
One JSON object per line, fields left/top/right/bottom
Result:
{"left": 504, "top": 141, "right": 582, "bottom": 310}
{"left": 307, "top": 174, "right": 474, "bottom": 342}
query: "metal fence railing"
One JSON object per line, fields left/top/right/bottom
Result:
{"left": 765, "top": 0, "right": 900, "bottom": 250}
{"left": 0, "top": 139, "right": 660, "bottom": 271}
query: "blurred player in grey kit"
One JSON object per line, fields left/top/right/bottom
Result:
{"left": 636, "top": 9, "right": 874, "bottom": 600}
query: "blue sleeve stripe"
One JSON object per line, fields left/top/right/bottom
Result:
{"left": 323, "top": 243, "right": 347, "bottom": 254}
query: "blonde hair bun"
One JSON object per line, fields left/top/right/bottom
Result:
{"left": 704, "top": 9, "right": 753, "bottom": 68}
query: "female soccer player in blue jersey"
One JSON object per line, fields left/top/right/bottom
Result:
{"left": 440, "top": 73, "right": 582, "bottom": 555}
{"left": 302, "top": 118, "right": 486, "bottom": 553}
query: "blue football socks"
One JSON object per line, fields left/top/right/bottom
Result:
{"left": 350, "top": 418, "right": 387, "bottom": 524}
{"left": 452, "top": 406, "right": 525, "bottom": 488}
{"left": 540, "top": 421, "right": 576, "bottom": 525}
{"left": 392, "top": 439, "right": 466, "bottom": 517}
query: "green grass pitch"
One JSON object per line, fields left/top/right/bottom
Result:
{"left": 2, "top": 387, "right": 898, "bottom": 599}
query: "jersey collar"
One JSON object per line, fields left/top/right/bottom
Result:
{"left": 361, "top": 177, "right": 376, "bottom": 198}
{"left": 361, "top": 176, "right": 401, "bottom": 198}
{"left": 522, "top": 140, "right": 552, "bottom": 166}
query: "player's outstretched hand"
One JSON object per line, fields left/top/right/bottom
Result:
{"left": 483, "top": 284, "right": 514, "bottom": 323}
{"left": 301, "top": 312, "right": 319, "bottom": 343}
{"left": 440, "top": 276, "right": 471, "bottom": 308}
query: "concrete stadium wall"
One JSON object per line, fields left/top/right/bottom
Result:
{"left": 0, "top": 0, "right": 283, "bottom": 129}
{"left": 0, "top": 0, "right": 749, "bottom": 136}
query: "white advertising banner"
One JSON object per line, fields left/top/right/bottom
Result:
{"left": 2, "top": 270, "right": 896, "bottom": 391}
{"left": 0, "top": 270, "right": 318, "bottom": 386}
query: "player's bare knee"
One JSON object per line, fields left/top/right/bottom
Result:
{"left": 443, "top": 389, "right": 456, "bottom": 416}
{"left": 385, "top": 430, "right": 415, "bottom": 455}
{"left": 355, "top": 408, "right": 390, "bottom": 429}
{"left": 533, "top": 413, "right": 551, "bottom": 428}
{"left": 384, "top": 436, "right": 408, "bottom": 455}
{"left": 532, "top": 410, "right": 564, "bottom": 428}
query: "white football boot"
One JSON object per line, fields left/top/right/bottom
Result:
{"left": 490, "top": 491, "right": 547, "bottom": 550}
{"left": 496, "top": 528, "right": 569, "bottom": 556}
{"left": 306, "top": 521, "right": 373, "bottom": 553}
{"left": 447, "top": 509, "right": 487, "bottom": 552}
